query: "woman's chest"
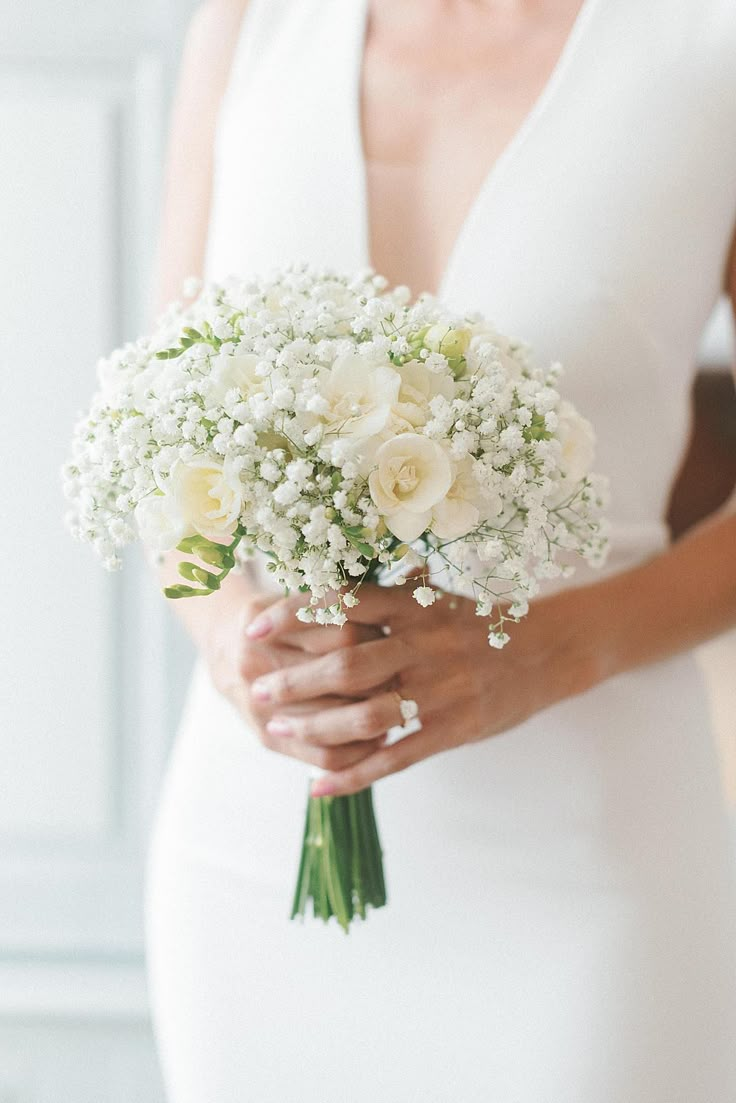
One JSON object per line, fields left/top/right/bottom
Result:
{"left": 209, "top": 0, "right": 736, "bottom": 353}
{"left": 360, "top": 4, "right": 586, "bottom": 297}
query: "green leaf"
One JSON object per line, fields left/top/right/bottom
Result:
{"left": 344, "top": 532, "right": 375, "bottom": 558}
{"left": 155, "top": 347, "right": 184, "bottom": 360}
{"left": 525, "top": 412, "right": 552, "bottom": 442}
{"left": 183, "top": 327, "right": 203, "bottom": 340}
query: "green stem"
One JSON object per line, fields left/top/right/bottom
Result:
{"left": 290, "top": 785, "right": 387, "bottom": 931}
{"left": 348, "top": 796, "right": 366, "bottom": 919}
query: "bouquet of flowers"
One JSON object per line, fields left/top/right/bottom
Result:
{"left": 63, "top": 265, "right": 607, "bottom": 931}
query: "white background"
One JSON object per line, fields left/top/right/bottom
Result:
{"left": 0, "top": 0, "right": 196, "bottom": 1097}
{"left": 0, "top": 1, "right": 734, "bottom": 1099}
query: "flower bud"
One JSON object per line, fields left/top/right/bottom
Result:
{"left": 424, "top": 324, "right": 472, "bottom": 362}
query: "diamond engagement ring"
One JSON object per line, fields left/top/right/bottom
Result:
{"left": 393, "top": 692, "right": 419, "bottom": 725}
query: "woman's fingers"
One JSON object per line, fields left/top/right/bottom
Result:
{"left": 279, "top": 619, "right": 382, "bottom": 655}
{"left": 244, "top": 584, "right": 408, "bottom": 642}
{"left": 236, "top": 618, "right": 381, "bottom": 689}
{"left": 249, "top": 636, "right": 410, "bottom": 707}
{"left": 308, "top": 726, "right": 437, "bottom": 797}
{"left": 265, "top": 690, "right": 405, "bottom": 747}
{"left": 229, "top": 680, "right": 386, "bottom": 768}
{"left": 262, "top": 728, "right": 388, "bottom": 772}
{"left": 306, "top": 696, "right": 467, "bottom": 795}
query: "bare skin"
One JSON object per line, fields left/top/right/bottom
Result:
{"left": 154, "top": 0, "right": 736, "bottom": 796}
{"left": 361, "top": 0, "right": 588, "bottom": 294}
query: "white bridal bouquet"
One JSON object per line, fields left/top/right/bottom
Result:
{"left": 64, "top": 265, "right": 607, "bottom": 931}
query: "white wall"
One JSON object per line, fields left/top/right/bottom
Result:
{"left": 0, "top": 0, "right": 197, "bottom": 1097}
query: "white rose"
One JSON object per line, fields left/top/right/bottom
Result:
{"left": 208, "top": 352, "right": 263, "bottom": 406}
{"left": 430, "top": 458, "right": 485, "bottom": 541}
{"left": 468, "top": 325, "right": 524, "bottom": 380}
{"left": 368, "top": 433, "right": 453, "bottom": 542}
{"left": 392, "top": 359, "right": 455, "bottom": 430}
{"left": 319, "top": 353, "right": 401, "bottom": 441}
{"left": 169, "top": 457, "right": 244, "bottom": 541}
{"left": 134, "top": 493, "right": 192, "bottom": 551}
{"left": 556, "top": 401, "right": 596, "bottom": 484}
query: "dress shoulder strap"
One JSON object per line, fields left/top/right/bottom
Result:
{"left": 222, "top": 0, "right": 334, "bottom": 109}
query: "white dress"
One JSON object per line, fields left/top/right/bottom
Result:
{"left": 145, "top": 1, "right": 736, "bottom": 1099}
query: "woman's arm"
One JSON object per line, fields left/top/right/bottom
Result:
{"left": 151, "top": 0, "right": 248, "bottom": 317}
{"left": 598, "top": 236, "right": 736, "bottom": 669}
{"left": 150, "top": 4, "right": 385, "bottom": 769}
{"left": 152, "top": 0, "right": 257, "bottom": 653}
{"left": 601, "top": 239, "right": 736, "bottom": 673}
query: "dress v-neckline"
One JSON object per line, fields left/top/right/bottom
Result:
{"left": 350, "top": 0, "right": 601, "bottom": 301}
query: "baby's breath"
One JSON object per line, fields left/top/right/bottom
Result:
{"left": 64, "top": 263, "right": 608, "bottom": 640}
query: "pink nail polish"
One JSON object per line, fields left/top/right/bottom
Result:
{"left": 251, "top": 680, "right": 272, "bottom": 702}
{"left": 246, "top": 615, "right": 272, "bottom": 639}
{"left": 266, "top": 719, "right": 293, "bottom": 738}
{"left": 311, "top": 781, "right": 336, "bottom": 799}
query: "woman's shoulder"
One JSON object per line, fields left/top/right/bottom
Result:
{"left": 187, "top": 0, "right": 303, "bottom": 97}
{"left": 179, "top": 0, "right": 251, "bottom": 107}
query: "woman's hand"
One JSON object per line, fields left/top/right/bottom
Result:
{"left": 241, "top": 582, "right": 609, "bottom": 796}
{"left": 205, "top": 589, "right": 389, "bottom": 773}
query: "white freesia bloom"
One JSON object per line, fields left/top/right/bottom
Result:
{"left": 168, "top": 457, "right": 243, "bottom": 541}
{"left": 318, "top": 353, "right": 401, "bottom": 441}
{"left": 131, "top": 360, "right": 182, "bottom": 408}
{"left": 556, "top": 400, "right": 596, "bottom": 484}
{"left": 134, "top": 492, "right": 192, "bottom": 551}
{"left": 208, "top": 352, "right": 263, "bottom": 405}
{"left": 369, "top": 433, "right": 453, "bottom": 542}
{"left": 431, "top": 458, "right": 485, "bottom": 540}
{"left": 467, "top": 324, "right": 530, "bottom": 381}
{"left": 392, "top": 359, "right": 455, "bottom": 429}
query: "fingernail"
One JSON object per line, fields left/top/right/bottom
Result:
{"left": 251, "top": 679, "right": 272, "bottom": 702}
{"left": 311, "top": 779, "right": 337, "bottom": 798}
{"left": 266, "top": 718, "right": 293, "bottom": 738}
{"left": 246, "top": 615, "right": 272, "bottom": 639}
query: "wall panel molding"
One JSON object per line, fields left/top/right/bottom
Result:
{"left": 0, "top": 50, "right": 171, "bottom": 960}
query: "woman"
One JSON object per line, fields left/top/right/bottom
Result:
{"left": 145, "top": 1, "right": 736, "bottom": 1099}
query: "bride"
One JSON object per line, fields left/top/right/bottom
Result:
{"left": 145, "top": 0, "right": 736, "bottom": 1099}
